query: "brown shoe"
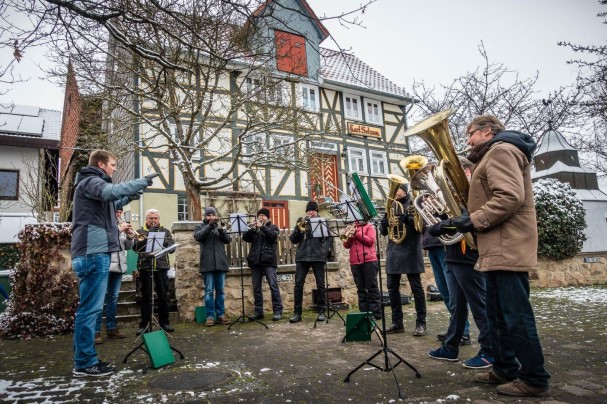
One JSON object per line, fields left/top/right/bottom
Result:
{"left": 384, "top": 324, "right": 405, "bottom": 334}
{"left": 413, "top": 324, "right": 427, "bottom": 336}
{"left": 474, "top": 370, "right": 508, "bottom": 385}
{"left": 94, "top": 332, "right": 102, "bottom": 345}
{"left": 217, "top": 316, "right": 231, "bottom": 325}
{"left": 206, "top": 317, "right": 215, "bottom": 326}
{"left": 496, "top": 379, "right": 549, "bottom": 397}
{"left": 107, "top": 329, "right": 126, "bottom": 339}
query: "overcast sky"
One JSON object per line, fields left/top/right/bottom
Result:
{"left": 0, "top": 0, "right": 604, "bottom": 111}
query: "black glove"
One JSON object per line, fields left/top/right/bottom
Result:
{"left": 380, "top": 215, "right": 388, "bottom": 229}
{"left": 452, "top": 209, "right": 474, "bottom": 233}
{"left": 428, "top": 219, "right": 453, "bottom": 236}
{"left": 128, "top": 190, "right": 144, "bottom": 202}
{"left": 144, "top": 173, "right": 159, "bottom": 185}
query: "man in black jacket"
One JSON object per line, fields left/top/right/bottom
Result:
{"left": 243, "top": 208, "right": 283, "bottom": 321}
{"left": 133, "top": 209, "right": 175, "bottom": 335}
{"left": 380, "top": 183, "right": 427, "bottom": 336}
{"left": 288, "top": 201, "right": 333, "bottom": 323}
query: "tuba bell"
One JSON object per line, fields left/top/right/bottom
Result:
{"left": 385, "top": 173, "right": 408, "bottom": 244}
{"left": 400, "top": 155, "right": 428, "bottom": 233}
{"left": 404, "top": 109, "right": 476, "bottom": 249}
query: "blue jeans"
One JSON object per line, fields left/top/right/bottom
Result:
{"left": 486, "top": 271, "right": 550, "bottom": 388}
{"left": 72, "top": 253, "right": 110, "bottom": 369}
{"left": 251, "top": 265, "right": 283, "bottom": 315}
{"left": 428, "top": 247, "right": 470, "bottom": 336}
{"left": 204, "top": 271, "right": 226, "bottom": 319}
{"left": 95, "top": 272, "right": 122, "bottom": 333}
{"left": 443, "top": 262, "right": 490, "bottom": 355}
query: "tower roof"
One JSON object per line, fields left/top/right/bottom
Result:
{"left": 535, "top": 128, "right": 576, "bottom": 156}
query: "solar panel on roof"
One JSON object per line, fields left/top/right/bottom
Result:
{"left": 18, "top": 116, "right": 44, "bottom": 136}
{"left": 12, "top": 105, "right": 40, "bottom": 117}
{"left": 0, "top": 114, "right": 21, "bottom": 133}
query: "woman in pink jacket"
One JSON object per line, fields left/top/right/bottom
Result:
{"left": 343, "top": 222, "right": 381, "bottom": 320}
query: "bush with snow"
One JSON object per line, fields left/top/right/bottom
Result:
{"left": 533, "top": 178, "right": 587, "bottom": 260}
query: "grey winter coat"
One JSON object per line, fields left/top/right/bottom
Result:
{"left": 193, "top": 220, "right": 231, "bottom": 273}
{"left": 110, "top": 231, "right": 134, "bottom": 274}
{"left": 289, "top": 217, "right": 333, "bottom": 262}
{"left": 379, "top": 195, "right": 425, "bottom": 275}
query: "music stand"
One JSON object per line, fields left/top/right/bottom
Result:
{"left": 308, "top": 218, "right": 346, "bottom": 328}
{"left": 343, "top": 173, "right": 421, "bottom": 399}
{"left": 227, "top": 213, "right": 268, "bottom": 330}
{"left": 123, "top": 234, "right": 184, "bottom": 367}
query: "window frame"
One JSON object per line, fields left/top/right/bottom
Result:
{"left": 269, "top": 133, "right": 295, "bottom": 162}
{"left": 298, "top": 83, "right": 319, "bottom": 112}
{"left": 347, "top": 146, "right": 368, "bottom": 175}
{"left": 242, "top": 132, "right": 267, "bottom": 162}
{"left": 369, "top": 150, "right": 388, "bottom": 176}
{"left": 169, "top": 123, "right": 201, "bottom": 159}
{"left": 343, "top": 92, "right": 362, "bottom": 121}
{"left": 363, "top": 97, "right": 383, "bottom": 125}
{"left": 0, "top": 169, "right": 19, "bottom": 200}
{"left": 177, "top": 194, "right": 189, "bottom": 221}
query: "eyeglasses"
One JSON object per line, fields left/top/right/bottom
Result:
{"left": 467, "top": 126, "right": 485, "bottom": 137}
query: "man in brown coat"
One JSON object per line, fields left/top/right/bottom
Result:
{"left": 449, "top": 115, "right": 550, "bottom": 397}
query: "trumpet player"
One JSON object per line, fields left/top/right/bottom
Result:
{"left": 133, "top": 209, "right": 175, "bottom": 335}
{"left": 342, "top": 221, "right": 381, "bottom": 320}
{"left": 193, "top": 207, "right": 232, "bottom": 326}
{"left": 288, "top": 201, "right": 333, "bottom": 323}
{"left": 243, "top": 208, "right": 283, "bottom": 321}
{"left": 379, "top": 182, "right": 427, "bottom": 336}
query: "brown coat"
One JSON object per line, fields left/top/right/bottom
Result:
{"left": 468, "top": 141, "right": 538, "bottom": 271}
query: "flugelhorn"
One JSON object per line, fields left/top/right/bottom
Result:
{"left": 296, "top": 215, "right": 310, "bottom": 232}
{"left": 117, "top": 217, "right": 146, "bottom": 241}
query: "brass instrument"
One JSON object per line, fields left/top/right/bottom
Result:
{"left": 209, "top": 217, "right": 228, "bottom": 230}
{"left": 385, "top": 173, "right": 409, "bottom": 244}
{"left": 400, "top": 155, "right": 428, "bottom": 233}
{"left": 248, "top": 218, "right": 266, "bottom": 231}
{"left": 117, "top": 217, "right": 146, "bottom": 241}
{"left": 404, "top": 109, "right": 476, "bottom": 249}
{"left": 340, "top": 223, "right": 356, "bottom": 242}
{"left": 296, "top": 215, "right": 310, "bottom": 232}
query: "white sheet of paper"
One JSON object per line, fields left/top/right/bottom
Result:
{"left": 145, "top": 232, "right": 165, "bottom": 253}
{"left": 310, "top": 217, "right": 329, "bottom": 238}
{"left": 229, "top": 213, "right": 249, "bottom": 234}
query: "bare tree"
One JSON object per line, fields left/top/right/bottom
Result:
{"left": 1, "top": 0, "right": 375, "bottom": 221}
{"left": 409, "top": 42, "right": 584, "bottom": 155}
{"left": 559, "top": 0, "right": 607, "bottom": 174}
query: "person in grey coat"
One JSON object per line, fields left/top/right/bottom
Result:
{"left": 380, "top": 183, "right": 427, "bottom": 336}
{"left": 193, "top": 207, "right": 232, "bottom": 326}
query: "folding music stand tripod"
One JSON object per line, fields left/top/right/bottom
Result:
{"left": 123, "top": 234, "right": 184, "bottom": 367}
{"left": 228, "top": 213, "right": 268, "bottom": 330}
{"left": 343, "top": 219, "right": 421, "bottom": 398}
{"left": 308, "top": 217, "right": 345, "bottom": 328}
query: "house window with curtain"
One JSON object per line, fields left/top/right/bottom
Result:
{"left": 177, "top": 194, "right": 188, "bottom": 221}
{"left": 370, "top": 150, "right": 388, "bottom": 176}
{"left": 344, "top": 93, "right": 361, "bottom": 120}
{"left": 348, "top": 147, "right": 367, "bottom": 174}
{"left": 299, "top": 83, "right": 319, "bottom": 112}
{"left": 364, "top": 98, "right": 383, "bottom": 125}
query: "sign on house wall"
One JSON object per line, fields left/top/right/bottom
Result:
{"left": 347, "top": 122, "right": 381, "bottom": 138}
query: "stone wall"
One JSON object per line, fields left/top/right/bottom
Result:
{"left": 172, "top": 222, "right": 606, "bottom": 321}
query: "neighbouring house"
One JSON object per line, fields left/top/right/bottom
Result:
{"left": 532, "top": 126, "right": 607, "bottom": 253}
{"left": 0, "top": 102, "right": 61, "bottom": 242}
{"left": 104, "top": 0, "right": 414, "bottom": 231}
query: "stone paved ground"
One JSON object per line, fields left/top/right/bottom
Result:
{"left": 1, "top": 285, "right": 606, "bottom": 403}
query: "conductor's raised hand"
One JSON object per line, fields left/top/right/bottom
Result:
{"left": 144, "top": 173, "right": 160, "bottom": 186}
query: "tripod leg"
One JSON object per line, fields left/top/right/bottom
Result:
{"left": 343, "top": 348, "right": 383, "bottom": 382}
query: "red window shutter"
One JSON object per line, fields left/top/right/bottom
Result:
{"left": 275, "top": 30, "right": 308, "bottom": 76}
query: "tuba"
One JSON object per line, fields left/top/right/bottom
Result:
{"left": 404, "top": 109, "right": 476, "bottom": 249}
{"left": 400, "top": 155, "right": 428, "bottom": 233}
{"left": 385, "top": 173, "right": 408, "bottom": 244}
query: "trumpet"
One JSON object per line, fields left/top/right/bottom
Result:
{"left": 209, "top": 217, "right": 228, "bottom": 230}
{"left": 296, "top": 215, "right": 310, "bottom": 232}
{"left": 248, "top": 218, "right": 266, "bottom": 231}
{"left": 340, "top": 224, "right": 356, "bottom": 242}
{"left": 117, "top": 217, "right": 146, "bottom": 241}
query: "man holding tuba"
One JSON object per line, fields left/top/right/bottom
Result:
{"left": 379, "top": 182, "right": 427, "bottom": 336}
{"left": 288, "top": 201, "right": 333, "bottom": 323}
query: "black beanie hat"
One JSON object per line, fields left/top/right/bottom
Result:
{"left": 257, "top": 208, "right": 270, "bottom": 217}
{"left": 399, "top": 183, "right": 409, "bottom": 193}
{"left": 305, "top": 201, "right": 319, "bottom": 212}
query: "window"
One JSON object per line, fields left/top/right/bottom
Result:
{"left": 269, "top": 134, "right": 295, "bottom": 161}
{"left": 309, "top": 140, "right": 337, "bottom": 153}
{"left": 299, "top": 84, "right": 319, "bottom": 112}
{"left": 370, "top": 151, "right": 388, "bottom": 176}
{"left": 364, "top": 98, "right": 383, "bottom": 125}
{"left": 177, "top": 194, "right": 188, "bottom": 221}
{"left": 245, "top": 77, "right": 285, "bottom": 104}
{"left": 169, "top": 123, "right": 200, "bottom": 159}
{"left": 348, "top": 147, "right": 367, "bottom": 174}
{"left": 275, "top": 30, "right": 308, "bottom": 76}
{"left": 344, "top": 93, "right": 361, "bottom": 120}
{"left": 243, "top": 133, "right": 266, "bottom": 161}
{"left": 0, "top": 170, "right": 19, "bottom": 200}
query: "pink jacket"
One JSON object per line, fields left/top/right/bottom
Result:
{"left": 343, "top": 222, "right": 377, "bottom": 265}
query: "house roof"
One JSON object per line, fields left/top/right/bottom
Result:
{"left": 251, "top": 0, "right": 330, "bottom": 42}
{"left": 0, "top": 103, "right": 62, "bottom": 149}
{"left": 535, "top": 128, "right": 576, "bottom": 156}
{"left": 574, "top": 188, "right": 607, "bottom": 202}
{"left": 532, "top": 160, "right": 595, "bottom": 178}
{"left": 319, "top": 48, "right": 412, "bottom": 102}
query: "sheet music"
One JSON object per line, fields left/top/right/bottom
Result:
{"left": 145, "top": 232, "right": 165, "bottom": 253}
{"left": 310, "top": 218, "right": 330, "bottom": 238}
{"left": 229, "top": 213, "right": 249, "bottom": 234}
{"left": 339, "top": 197, "right": 364, "bottom": 222}
{"left": 153, "top": 243, "right": 180, "bottom": 258}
